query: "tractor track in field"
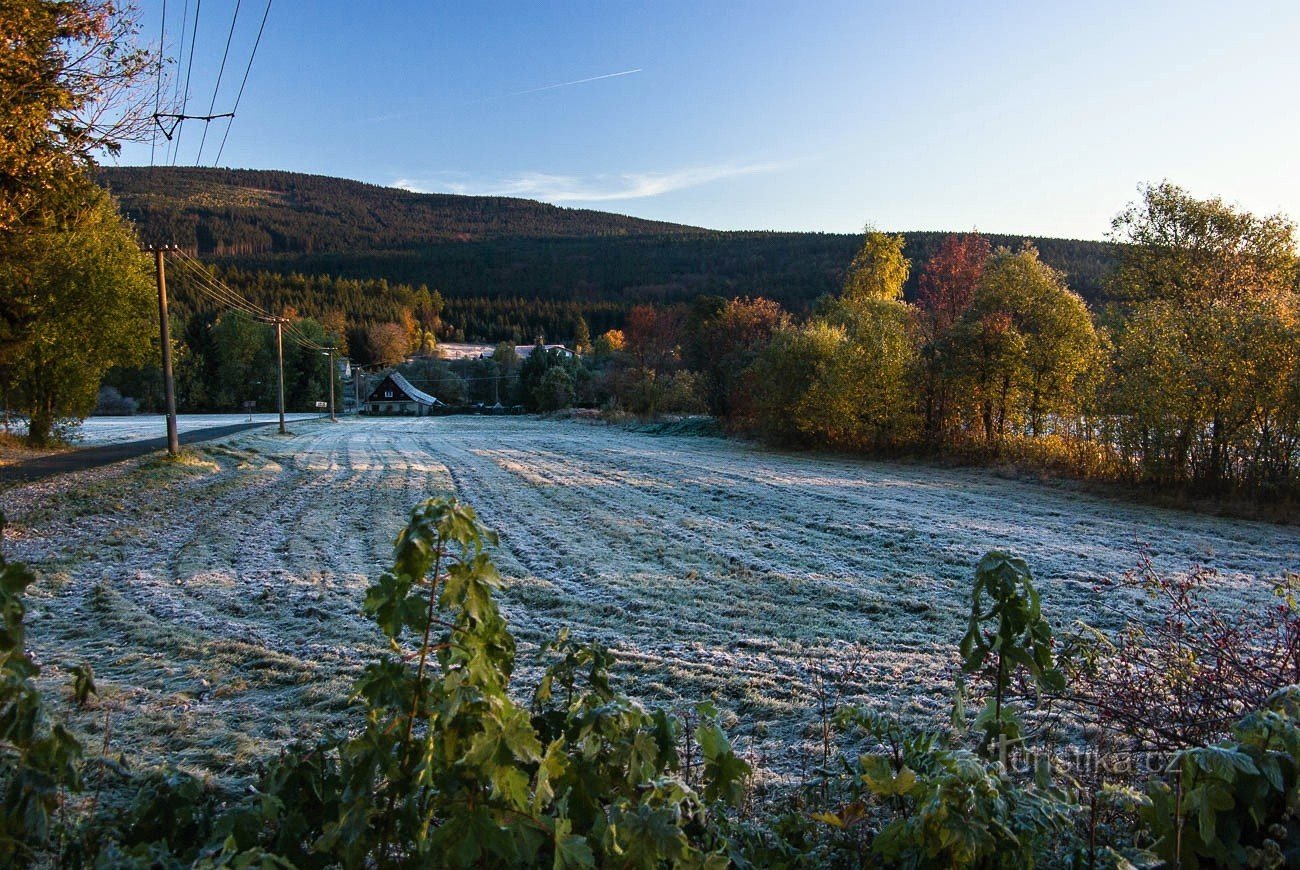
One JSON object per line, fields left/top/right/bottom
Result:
{"left": 1, "top": 416, "right": 1296, "bottom": 784}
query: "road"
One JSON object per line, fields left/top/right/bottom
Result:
{"left": 0, "top": 414, "right": 324, "bottom": 484}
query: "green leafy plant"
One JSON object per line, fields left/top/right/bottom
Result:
{"left": 0, "top": 512, "right": 84, "bottom": 862}
{"left": 803, "top": 553, "right": 1077, "bottom": 868}
{"left": 84, "top": 496, "right": 750, "bottom": 867}
{"left": 823, "top": 707, "right": 1073, "bottom": 868}
{"left": 957, "top": 552, "right": 1066, "bottom": 754}
{"left": 1141, "top": 686, "right": 1300, "bottom": 868}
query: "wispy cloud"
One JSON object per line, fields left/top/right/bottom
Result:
{"left": 394, "top": 163, "right": 780, "bottom": 202}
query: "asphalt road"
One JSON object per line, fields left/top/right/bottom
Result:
{"left": 0, "top": 420, "right": 283, "bottom": 485}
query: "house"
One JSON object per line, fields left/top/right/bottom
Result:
{"left": 362, "top": 371, "right": 443, "bottom": 416}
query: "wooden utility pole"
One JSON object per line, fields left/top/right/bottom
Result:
{"left": 147, "top": 246, "right": 179, "bottom": 455}
{"left": 326, "top": 348, "right": 337, "bottom": 422}
{"left": 275, "top": 319, "right": 286, "bottom": 434}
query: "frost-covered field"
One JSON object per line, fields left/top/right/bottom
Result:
{"left": 3, "top": 416, "right": 1296, "bottom": 784}
{"left": 70, "top": 413, "right": 321, "bottom": 445}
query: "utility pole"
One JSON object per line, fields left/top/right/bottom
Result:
{"left": 323, "top": 348, "right": 337, "bottom": 422}
{"left": 146, "top": 245, "right": 179, "bottom": 455}
{"left": 257, "top": 315, "right": 288, "bottom": 434}
{"left": 275, "top": 319, "right": 286, "bottom": 434}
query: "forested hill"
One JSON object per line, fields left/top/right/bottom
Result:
{"left": 97, "top": 166, "right": 1117, "bottom": 308}
{"left": 97, "top": 166, "right": 702, "bottom": 251}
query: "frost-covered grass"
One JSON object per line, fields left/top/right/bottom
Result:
{"left": 70, "top": 413, "right": 322, "bottom": 445}
{"left": 3, "top": 416, "right": 1297, "bottom": 786}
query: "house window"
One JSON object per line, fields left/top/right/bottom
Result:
{"left": 384, "top": 390, "right": 393, "bottom": 398}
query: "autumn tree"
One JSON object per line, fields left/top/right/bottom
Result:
{"left": 948, "top": 245, "right": 1097, "bottom": 442}
{"left": 366, "top": 322, "right": 410, "bottom": 367}
{"left": 1106, "top": 183, "right": 1300, "bottom": 493}
{"left": 750, "top": 323, "right": 840, "bottom": 444}
{"left": 915, "top": 233, "right": 991, "bottom": 441}
{"left": 592, "top": 329, "right": 624, "bottom": 360}
{"left": 1108, "top": 181, "right": 1297, "bottom": 307}
{"left": 752, "top": 234, "right": 917, "bottom": 449}
{"left": 1, "top": 0, "right": 156, "bottom": 418}
{"left": 917, "top": 233, "right": 991, "bottom": 335}
{"left": 686, "top": 296, "right": 787, "bottom": 420}
{"left": 318, "top": 308, "right": 349, "bottom": 355}
{"left": 843, "top": 227, "right": 909, "bottom": 302}
{"left": 623, "top": 304, "right": 682, "bottom": 372}
{"left": 824, "top": 295, "right": 919, "bottom": 447}
{"left": 409, "top": 286, "right": 443, "bottom": 353}
{"left": 0, "top": 183, "right": 153, "bottom": 442}
{"left": 0, "top": 0, "right": 154, "bottom": 234}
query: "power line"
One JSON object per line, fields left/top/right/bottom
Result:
{"left": 171, "top": 251, "right": 267, "bottom": 317}
{"left": 196, "top": 0, "right": 242, "bottom": 163}
{"left": 180, "top": 272, "right": 262, "bottom": 317}
{"left": 166, "top": 0, "right": 189, "bottom": 164}
{"left": 214, "top": 0, "right": 272, "bottom": 166}
{"left": 171, "top": 0, "right": 203, "bottom": 164}
{"left": 171, "top": 251, "right": 335, "bottom": 352}
{"left": 150, "top": 0, "right": 167, "bottom": 167}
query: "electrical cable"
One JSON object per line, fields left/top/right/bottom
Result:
{"left": 171, "top": 253, "right": 267, "bottom": 317}
{"left": 150, "top": 0, "right": 167, "bottom": 167}
{"left": 171, "top": 251, "right": 258, "bottom": 306}
{"left": 196, "top": 0, "right": 241, "bottom": 164}
{"left": 173, "top": 252, "right": 337, "bottom": 351}
{"left": 165, "top": 0, "right": 189, "bottom": 164}
{"left": 213, "top": 0, "right": 272, "bottom": 166}
{"left": 171, "top": 0, "right": 203, "bottom": 163}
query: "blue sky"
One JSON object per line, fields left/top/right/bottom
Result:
{"left": 115, "top": 1, "right": 1300, "bottom": 240}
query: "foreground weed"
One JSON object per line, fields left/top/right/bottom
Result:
{"left": 82, "top": 495, "right": 749, "bottom": 866}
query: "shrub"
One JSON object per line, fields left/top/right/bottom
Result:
{"left": 0, "top": 513, "right": 86, "bottom": 863}
{"left": 93, "top": 385, "right": 138, "bottom": 416}
{"left": 1065, "top": 560, "right": 1300, "bottom": 751}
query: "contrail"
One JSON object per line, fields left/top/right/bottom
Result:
{"left": 356, "top": 68, "right": 644, "bottom": 124}
{"left": 489, "top": 68, "right": 643, "bottom": 100}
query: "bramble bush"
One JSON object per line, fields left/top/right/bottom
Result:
{"left": 1065, "top": 558, "right": 1300, "bottom": 752}
{"left": 0, "top": 502, "right": 1297, "bottom": 867}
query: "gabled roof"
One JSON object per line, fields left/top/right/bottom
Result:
{"left": 366, "top": 371, "right": 443, "bottom": 406}
{"left": 390, "top": 372, "right": 442, "bottom": 405}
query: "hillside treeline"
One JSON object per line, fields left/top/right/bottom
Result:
{"left": 225, "top": 231, "right": 1114, "bottom": 312}
{"left": 97, "top": 166, "right": 1116, "bottom": 308}
{"left": 97, "top": 166, "right": 698, "bottom": 251}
